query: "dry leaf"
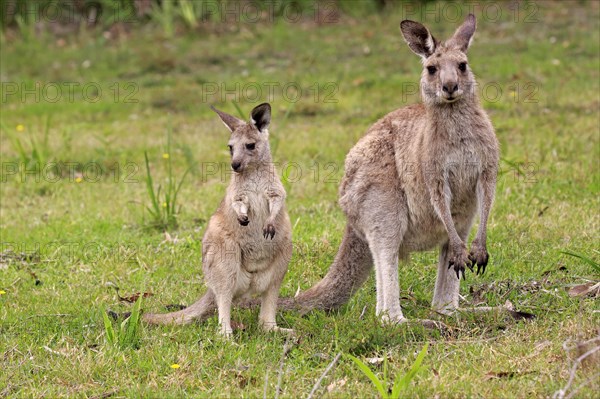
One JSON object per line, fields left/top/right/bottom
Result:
{"left": 327, "top": 377, "right": 347, "bottom": 392}
{"left": 118, "top": 292, "right": 153, "bottom": 303}
{"left": 231, "top": 320, "right": 246, "bottom": 331}
{"left": 568, "top": 282, "right": 600, "bottom": 297}
{"left": 484, "top": 371, "right": 516, "bottom": 380}
{"left": 484, "top": 370, "right": 532, "bottom": 380}
{"left": 161, "top": 232, "right": 180, "bottom": 244}
{"left": 366, "top": 357, "right": 384, "bottom": 365}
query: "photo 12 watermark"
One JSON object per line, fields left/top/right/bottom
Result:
{"left": 1, "top": 160, "right": 538, "bottom": 185}
{"left": 400, "top": 81, "right": 541, "bottom": 104}
{"left": 4, "top": 0, "right": 342, "bottom": 27}
{"left": 399, "top": 1, "right": 539, "bottom": 24}
{"left": 1, "top": 81, "right": 139, "bottom": 104}
{"left": 200, "top": 81, "right": 339, "bottom": 104}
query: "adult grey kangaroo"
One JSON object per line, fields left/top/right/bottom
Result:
{"left": 291, "top": 13, "right": 499, "bottom": 324}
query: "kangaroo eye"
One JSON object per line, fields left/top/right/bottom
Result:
{"left": 458, "top": 62, "right": 467, "bottom": 72}
{"left": 427, "top": 66, "right": 437, "bottom": 75}
{"left": 245, "top": 143, "right": 256, "bottom": 150}
{"left": 228, "top": 145, "right": 233, "bottom": 154}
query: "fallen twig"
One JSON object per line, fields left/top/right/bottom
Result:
{"left": 307, "top": 352, "right": 342, "bottom": 399}
{"left": 553, "top": 337, "right": 600, "bottom": 399}
{"left": 42, "top": 345, "right": 65, "bottom": 357}
{"left": 359, "top": 306, "right": 367, "bottom": 320}
{"left": 565, "top": 372, "right": 600, "bottom": 399}
{"left": 275, "top": 338, "right": 292, "bottom": 399}
{"left": 263, "top": 370, "right": 269, "bottom": 399}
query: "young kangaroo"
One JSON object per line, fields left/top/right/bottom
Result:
{"left": 143, "top": 103, "right": 293, "bottom": 336}
{"left": 144, "top": 15, "right": 499, "bottom": 326}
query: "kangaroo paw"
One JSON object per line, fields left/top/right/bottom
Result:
{"left": 263, "top": 223, "right": 276, "bottom": 239}
{"left": 238, "top": 215, "right": 249, "bottom": 226}
{"left": 448, "top": 248, "right": 473, "bottom": 280}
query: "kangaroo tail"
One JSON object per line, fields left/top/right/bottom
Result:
{"left": 144, "top": 224, "right": 372, "bottom": 322}
{"left": 278, "top": 224, "right": 373, "bottom": 312}
{"left": 142, "top": 289, "right": 216, "bottom": 325}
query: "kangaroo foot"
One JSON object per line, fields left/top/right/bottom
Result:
{"left": 261, "top": 322, "right": 295, "bottom": 335}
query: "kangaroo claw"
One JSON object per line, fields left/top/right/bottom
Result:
{"left": 263, "top": 224, "right": 276, "bottom": 240}
{"left": 448, "top": 250, "right": 472, "bottom": 280}
{"left": 469, "top": 244, "right": 489, "bottom": 276}
{"left": 467, "top": 255, "right": 475, "bottom": 272}
{"left": 477, "top": 262, "right": 487, "bottom": 275}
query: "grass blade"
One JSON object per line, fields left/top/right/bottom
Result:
{"left": 391, "top": 343, "right": 428, "bottom": 398}
{"left": 561, "top": 250, "right": 600, "bottom": 273}
{"left": 144, "top": 152, "right": 161, "bottom": 218}
{"left": 171, "top": 167, "right": 191, "bottom": 217}
{"left": 124, "top": 295, "right": 143, "bottom": 348}
{"left": 102, "top": 309, "right": 116, "bottom": 345}
{"left": 231, "top": 101, "right": 246, "bottom": 120}
{"left": 346, "top": 354, "right": 387, "bottom": 399}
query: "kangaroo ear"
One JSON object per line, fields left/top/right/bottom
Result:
{"left": 400, "top": 20, "right": 437, "bottom": 59}
{"left": 250, "top": 103, "right": 271, "bottom": 133}
{"left": 448, "top": 13, "right": 476, "bottom": 53}
{"left": 210, "top": 105, "right": 244, "bottom": 132}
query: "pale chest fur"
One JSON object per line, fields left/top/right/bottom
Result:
{"left": 225, "top": 172, "right": 287, "bottom": 265}
{"left": 398, "top": 116, "right": 490, "bottom": 224}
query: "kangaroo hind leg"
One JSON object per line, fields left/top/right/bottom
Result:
{"left": 258, "top": 248, "right": 293, "bottom": 334}
{"left": 357, "top": 188, "right": 407, "bottom": 324}
{"left": 204, "top": 237, "right": 240, "bottom": 338}
{"left": 432, "top": 222, "right": 473, "bottom": 315}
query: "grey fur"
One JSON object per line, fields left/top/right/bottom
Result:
{"left": 291, "top": 13, "right": 499, "bottom": 322}
{"left": 143, "top": 15, "right": 499, "bottom": 326}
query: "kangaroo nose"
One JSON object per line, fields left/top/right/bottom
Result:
{"left": 231, "top": 162, "right": 241, "bottom": 172}
{"left": 443, "top": 83, "right": 459, "bottom": 94}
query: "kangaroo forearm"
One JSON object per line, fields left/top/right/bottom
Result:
{"left": 232, "top": 194, "right": 249, "bottom": 217}
{"left": 438, "top": 204, "right": 462, "bottom": 244}
{"left": 266, "top": 190, "right": 285, "bottom": 221}
{"left": 474, "top": 171, "right": 497, "bottom": 244}
{"left": 232, "top": 201, "right": 247, "bottom": 216}
{"left": 428, "top": 180, "right": 462, "bottom": 245}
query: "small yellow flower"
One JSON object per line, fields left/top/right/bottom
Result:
{"left": 0, "top": 290, "right": 6, "bottom": 295}
{"left": 16, "top": 124, "right": 24, "bottom": 132}
{"left": 162, "top": 153, "right": 170, "bottom": 159}
{"left": 75, "top": 176, "right": 83, "bottom": 183}
{"left": 170, "top": 364, "right": 180, "bottom": 369}
{"left": 162, "top": 202, "right": 167, "bottom": 208}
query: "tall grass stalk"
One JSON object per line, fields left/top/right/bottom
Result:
{"left": 0, "top": 117, "right": 52, "bottom": 168}
{"left": 102, "top": 295, "right": 144, "bottom": 349}
{"left": 178, "top": 0, "right": 199, "bottom": 29}
{"left": 347, "top": 343, "right": 429, "bottom": 399}
{"left": 150, "top": 0, "right": 175, "bottom": 38}
{"left": 143, "top": 129, "right": 190, "bottom": 230}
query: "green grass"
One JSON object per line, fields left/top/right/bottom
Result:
{"left": 1, "top": 1, "right": 599, "bottom": 397}
{"left": 102, "top": 295, "right": 144, "bottom": 350}
{"left": 347, "top": 343, "right": 429, "bottom": 399}
{"left": 142, "top": 128, "right": 190, "bottom": 230}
